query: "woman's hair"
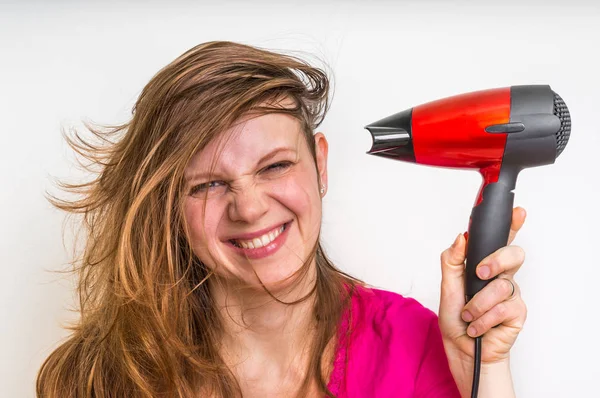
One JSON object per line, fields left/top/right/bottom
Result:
{"left": 37, "top": 41, "right": 360, "bottom": 397}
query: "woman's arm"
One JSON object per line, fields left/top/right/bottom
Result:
{"left": 438, "top": 207, "right": 528, "bottom": 398}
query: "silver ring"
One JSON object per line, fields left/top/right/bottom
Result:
{"left": 500, "top": 277, "right": 515, "bottom": 298}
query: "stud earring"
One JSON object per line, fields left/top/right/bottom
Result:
{"left": 320, "top": 185, "right": 326, "bottom": 195}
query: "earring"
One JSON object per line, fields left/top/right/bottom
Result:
{"left": 320, "top": 185, "right": 326, "bottom": 195}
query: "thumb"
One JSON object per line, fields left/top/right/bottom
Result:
{"left": 440, "top": 233, "right": 467, "bottom": 308}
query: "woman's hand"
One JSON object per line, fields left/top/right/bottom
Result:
{"left": 438, "top": 207, "right": 528, "bottom": 395}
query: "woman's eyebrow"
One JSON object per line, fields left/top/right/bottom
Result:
{"left": 255, "top": 147, "right": 297, "bottom": 166}
{"left": 185, "top": 147, "right": 298, "bottom": 183}
{"left": 185, "top": 166, "right": 226, "bottom": 184}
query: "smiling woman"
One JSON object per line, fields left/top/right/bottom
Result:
{"left": 37, "top": 41, "right": 527, "bottom": 398}
{"left": 36, "top": 41, "right": 362, "bottom": 398}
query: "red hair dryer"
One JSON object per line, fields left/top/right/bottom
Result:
{"left": 365, "top": 85, "right": 571, "bottom": 396}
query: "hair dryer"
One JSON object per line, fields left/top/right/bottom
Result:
{"left": 365, "top": 84, "right": 571, "bottom": 397}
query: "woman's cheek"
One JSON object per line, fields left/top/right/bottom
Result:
{"left": 184, "top": 200, "right": 217, "bottom": 248}
{"left": 269, "top": 173, "right": 315, "bottom": 208}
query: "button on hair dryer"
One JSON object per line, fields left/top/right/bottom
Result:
{"left": 365, "top": 85, "right": 571, "bottom": 398}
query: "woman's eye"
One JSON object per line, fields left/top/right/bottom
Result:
{"left": 264, "top": 161, "right": 292, "bottom": 173}
{"left": 190, "top": 180, "right": 227, "bottom": 197}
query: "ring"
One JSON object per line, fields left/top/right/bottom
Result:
{"left": 499, "top": 277, "right": 516, "bottom": 298}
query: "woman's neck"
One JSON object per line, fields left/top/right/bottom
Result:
{"left": 210, "top": 270, "right": 317, "bottom": 352}
{"left": 209, "top": 269, "right": 320, "bottom": 396}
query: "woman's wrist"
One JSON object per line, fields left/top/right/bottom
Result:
{"left": 447, "top": 351, "right": 516, "bottom": 398}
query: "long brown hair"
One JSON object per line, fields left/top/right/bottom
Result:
{"left": 37, "top": 41, "right": 360, "bottom": 397}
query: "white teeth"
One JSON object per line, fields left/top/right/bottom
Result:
{"left": 260, "top": 235, "right": 270, "bottom": 246}
{"left": 235, "top": 225, "right": 285, "bottom": 249}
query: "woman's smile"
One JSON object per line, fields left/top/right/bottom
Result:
{"left": 224, "top": 221, "right": 292, "bottom": 259}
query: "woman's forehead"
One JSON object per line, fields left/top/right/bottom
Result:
{"left": 185, "top": 113, "right": 305, "bottom": 179}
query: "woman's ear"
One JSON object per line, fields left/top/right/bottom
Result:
{"left": 314, "top": 132, "right": 328, "bottom": 195}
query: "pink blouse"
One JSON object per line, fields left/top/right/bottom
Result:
{"left": 326, "top": 286, "right": 461, "bottom": 397}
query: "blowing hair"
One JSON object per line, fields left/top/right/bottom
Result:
{"left": 36, "top": 41, "right": 361, "bottom": 397}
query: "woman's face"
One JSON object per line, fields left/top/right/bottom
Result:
{"left": 183, "top": 111, "right": 328, "bottom": 289}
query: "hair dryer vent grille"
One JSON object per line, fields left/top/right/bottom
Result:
{"left": 553, "top": 92, "right": 571, "bottom": 157}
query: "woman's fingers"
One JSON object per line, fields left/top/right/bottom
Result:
{"left": 465, "top": 290, "right": 527, "bottom": 337}
{"left": 461, "top": 277, "right": 518, "bottom": 323}
{"left": 476, "top": 245, "right": 526, "bottom": 280}
{"left": 507, "top": 207, "right": 527, "bottom": 245}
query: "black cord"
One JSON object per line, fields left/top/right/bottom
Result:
{"left": 470, "top": 336, "right": 482, "bottom": 398}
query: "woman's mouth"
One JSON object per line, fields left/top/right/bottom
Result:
{"left": 230, "top": 224, "right": 285, "bottom": 249}
{"left": 227, "top": 222, "right": 291, "bottom": 259}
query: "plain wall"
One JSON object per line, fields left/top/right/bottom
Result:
{"left": 1, "top": 0, "right": 599, "bottom": 396}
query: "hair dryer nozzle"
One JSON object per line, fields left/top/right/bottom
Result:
{"left": 365, "top": 108, "right": 416, "bottom": 162}
{"left": 366, "top": 127, "right": 410, "bottom": 151}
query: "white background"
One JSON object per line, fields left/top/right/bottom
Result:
{"left": 1, "top": 0, "right": 599, "bottom": 396}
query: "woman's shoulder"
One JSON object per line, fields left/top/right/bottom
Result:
{"left": 330, "top": 285, "right": 455, "bottom": 396}
{"left": 351, "top": 285, "right": 438, "bottom": 333}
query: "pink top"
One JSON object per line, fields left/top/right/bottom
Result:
{"left": 326, "top": 286, "right": 461, "bottom": 397}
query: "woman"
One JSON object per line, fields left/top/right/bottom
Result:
{"left": 37, "top": 41, "right": 527, "bottom": 397}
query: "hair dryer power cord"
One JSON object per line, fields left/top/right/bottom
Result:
{"left": 471, "top": 336, "right": 482, "bottom": 398}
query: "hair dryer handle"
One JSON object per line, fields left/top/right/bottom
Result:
{"left": 465, "top": 182, "right": 515, "bottom": 300}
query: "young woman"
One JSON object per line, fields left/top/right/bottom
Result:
{"left": 37, "top": 41, "right": 528, "bottom": 397}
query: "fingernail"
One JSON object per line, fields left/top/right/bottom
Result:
{"left": 478, "top": 265, "right": 490, "bottom": 279}
{"left": 462, "top": 310, "right": 473, "bottom": 322}
{"left": 467, "top": 325, "right": 477, "bottom": 337}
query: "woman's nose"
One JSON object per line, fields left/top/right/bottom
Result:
{"left": 227, "top": 183, "right": 269, "bottom": 223}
